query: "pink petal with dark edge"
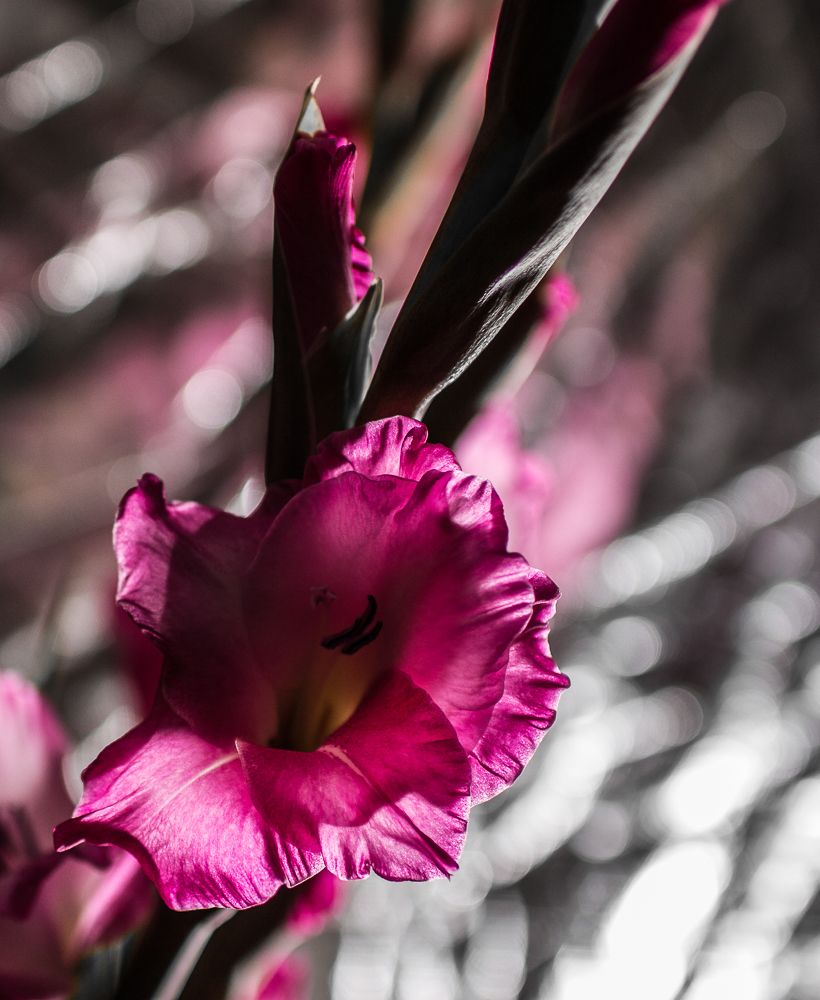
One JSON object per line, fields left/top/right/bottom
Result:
{"left": 114, "top": 474, "right": 292, "bottom": 748}
{"left": 302, "top": 415, "right": 460, "bottom": 485}
{"left": 239, "top": 670, "right": 470, "bottom": 882}
{"left": 469, "top": 570, "right": 568, "bottom": 804}
{"left": 384, "top": 469, "right": 534, "bottom": 753}
{"left": 54, "top": 694, "right": 314, "bottom": 910}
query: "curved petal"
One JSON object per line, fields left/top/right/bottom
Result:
{"left": 0, "top": 673, "right": 78, "bottom": 922}
{"left": 469, "top": 571, "right": 568, "bottom": 804}
{"left": 114, "top": 475, "right": 279, "bottom": 747}
{"left": 388, "top": 468, "right": 534, "bottom": 752}
{"left": 243, "top": 473, "right": 416, "bottom": 699}
{"left": 54, "top": 695, "right": 304, "bottom": 910}
{"left": 302, "top": 417, "right": 460, "bottom": 485}
{"left": 115, "top": 603, "right": 164, "bottom": 716}
{"left": 239, "top": 670, "right": 470, "bottom": 882}
{"left": 0, "top": 852, "right": 64, "bottom": 920}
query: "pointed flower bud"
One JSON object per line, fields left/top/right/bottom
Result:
{"left": 274, "top": 101, "right": 374, "bottom": 357}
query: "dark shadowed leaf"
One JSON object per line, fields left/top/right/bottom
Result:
{"left": 265, "top": 81, "right": 324, "bottom": 484}
{"left": 310, "top": 279, "right": 383, "bottom": 439}
{"left": 423, "top": 287, "right": 543, "bottom": 446}
{"left": 265, "top": 235, "right": 315, "bottom": 484}
{"left": 360, "top": 0, "right": 723, "bottom": 422}
{"left": 405, "top": 0, "right": 589, "bottom": 311}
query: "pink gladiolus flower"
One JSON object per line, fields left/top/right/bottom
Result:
{"left": 55, "top": 417, "right": 566, "bottom": 911}
{"left": 275, "top": 128, "right": 374, "bottom": 355}
{"left": 0, "top": 672, "right": 154, "bottom": 1000}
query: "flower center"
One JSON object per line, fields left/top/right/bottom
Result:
{"left": 278, "top": 593, "right": 386, "bottom": 753}
{"left": 320, "top": 594, "right": 383, "bottom": 655}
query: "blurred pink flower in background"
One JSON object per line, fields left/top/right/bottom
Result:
{"left": 56, "top": 417, "right": 566, "bottom": 910}
{"left": 524, "top": 359, "right": 664, "bottom": 588}
{"left": 457, "top": 358, "right": 665, "bottom": 599}
{"left": 0, "top": 672, "right": 154, "bottom": 1000}
{"left": 251, "top": 957, "right": 310, "bottom": 1000}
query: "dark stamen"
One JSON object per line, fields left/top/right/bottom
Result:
{"left": 321, "top": 595, "right": 378, "bottom": 650}
{"left": 342, "top": 620, "right": 383, "bottom": 655}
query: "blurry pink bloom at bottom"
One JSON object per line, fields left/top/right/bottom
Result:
{"left": 55, "top": 417, "right": 567, "bottom": 911}
{"left": 0, "top": 672, "right": 154, "bottom": 1000}
{"left": 255, "top": 955, "right": 310, "bottom": 1000}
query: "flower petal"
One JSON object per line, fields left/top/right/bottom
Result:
{"left": 303, "top": 416, "right": 460, "bottom": 485}
{"left": 54, "top": 695, "right": 304, "bottom": 910}
{"left": 469, "top": 570, "right": 568, "bottom": 804}
{"left": 388, "top": 469, "right": 535, "bottom": 753}
{"left": 114, "top": 474, "right": 282, "bottom": 747}
{"left": 114, "top": 603, "right": 164, "bottom": 716}
{"left": 0, "top": 852, "right": 64, "bottom": 920}
{"left": 239, "top": 669, "right": 470, "bottom": 882}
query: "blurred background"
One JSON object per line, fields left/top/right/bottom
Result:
{"left": 2, "top": 0, "right": 820, "bottom": 998}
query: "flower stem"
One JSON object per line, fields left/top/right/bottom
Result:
{"left": 150, "top": 908, "right": 236, "bottom": 1000}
